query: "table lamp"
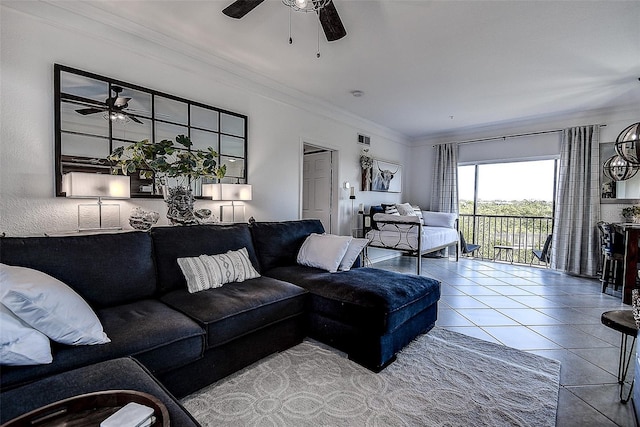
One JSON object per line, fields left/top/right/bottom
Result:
{"left": 202, "top": 183, "right": 252, "bottom": 223}
{"left": 63, "top": 172, "right": 130, "bottom": 231}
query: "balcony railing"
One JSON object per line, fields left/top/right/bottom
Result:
{"left": 459, "top": 213, "right": 553, "bottom": 266}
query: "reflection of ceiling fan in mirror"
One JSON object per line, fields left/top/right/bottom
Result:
{"left": 75, "top": 86, "right": 143, "bottom": 124}
{"left": 222, "top": 0, "right": 346, "bottom": 42}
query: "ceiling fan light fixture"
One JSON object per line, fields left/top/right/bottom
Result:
{"left": 283, "top": 0, "right": 331, "bottom": 13}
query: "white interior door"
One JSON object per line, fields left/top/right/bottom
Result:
{"left": 302, "top": 150, "right": 333, "bottom": 233}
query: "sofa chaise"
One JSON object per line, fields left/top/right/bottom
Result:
{"left": 0, "top": 220, "right": 440, "bottom": 425}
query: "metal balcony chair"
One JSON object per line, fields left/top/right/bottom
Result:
{"left": 531, "top": 234, "right": 552, "bottom": 267}
{"left": 460, "top": 232, "right": 480, "bottom": 257}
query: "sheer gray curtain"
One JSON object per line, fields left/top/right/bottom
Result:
{"left": 431, "top": 143, "right": 459, "bottom": 214}
{"left": 552, "top": 125, "right": 600, "bottom": 276}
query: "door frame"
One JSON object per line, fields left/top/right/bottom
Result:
{"left": 299, "top": 138, "right": 340, "bottom": 234}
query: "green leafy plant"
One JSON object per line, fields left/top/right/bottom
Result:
{"left": 108, "top": 135, "right": 226, "bottom": 186}
{"left": 622, "top": 205, "right": 640, "bottom": 220}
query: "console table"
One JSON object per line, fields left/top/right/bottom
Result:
{"left": 612, "top": 223, "right": 640, "bottom": 305}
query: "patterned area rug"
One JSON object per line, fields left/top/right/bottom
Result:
{"left": 182, "top": 328, "right": 561, "bottom": 426}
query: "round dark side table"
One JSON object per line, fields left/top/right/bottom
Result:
{"left": 601, "top": 310, "right": 638, "bottom": 403}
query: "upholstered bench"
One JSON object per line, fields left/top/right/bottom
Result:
{"left": 0, "top": 357, "right": 200, "bottom": 426}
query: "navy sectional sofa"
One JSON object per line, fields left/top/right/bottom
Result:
{"left": 0, "top": 219, "right": 440, "bottom": 424}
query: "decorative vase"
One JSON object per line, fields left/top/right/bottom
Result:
{"left": 165, "top": 185, "right": 199, "bottom": 226}
{"left": 129, "top": 207, "right": 159, "bottom": 231}
{"left": 362, "top": 167, "right": 371, "bottom": 191}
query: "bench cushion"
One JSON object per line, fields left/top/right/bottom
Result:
{"left": 0, "top": 300, "right": 205, "bottom": 389}
{"left": 160, "top": 277, "right": 307, "bottom": 349}
{"left": 0, "top": 357, "right": 200, "bottom": 426}
{"left": 265, "top": 266, "right": 440, "bottom": 335}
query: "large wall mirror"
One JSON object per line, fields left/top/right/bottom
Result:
{"left": 600, "top": 142, "right": 640, "bottom": 204}
{"left": 54, "top": 64, "right": 248, "bottom": 198}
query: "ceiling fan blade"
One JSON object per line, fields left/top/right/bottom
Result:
{"left": 75, "top": 107, "right": 105, "bottom": 115}
{"left": 319, "top": 1, "right": 346, "bottom": 42}
{"left": 222, "top": 0, "right": 265, "bottom": 19}
{"left": 128, "top": 115, "right": 144, "bottom": 124}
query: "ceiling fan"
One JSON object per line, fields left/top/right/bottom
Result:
{"left": 75, "top": 86, "right": 143, "bottom": 124}
{"left": 222, "top": 0, "right": 347, "bottom": 42}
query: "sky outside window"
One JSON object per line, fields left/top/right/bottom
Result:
{"left": 459, "top": 160, "right": 556, "bottom": 216}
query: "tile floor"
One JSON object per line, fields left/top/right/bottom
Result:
{"left": 372, "top": 255, "right": 637, "bottom": 427}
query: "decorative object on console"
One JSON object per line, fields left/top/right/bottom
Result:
{"left": 62, "top": 172, "right": 130, "bottom": 231}
{"left": 203, "top": 183, "right": 252, "bottom": 223}
{"left": 621, "top": 205, "right": 640, "bottom": 223}
{"left": 108, "top": 135, "right": 226, "bottom": 226}
{"left": 128, "top": 207, "right": 160, "bottom": 231}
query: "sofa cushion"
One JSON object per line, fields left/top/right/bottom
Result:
{"left": 265, "top": 266, "right": 440, "bottom": 335}
{"left": 0, "top": 300, "right": 204, "bottom": 389}
{"left": 151, "top": 224, "right": 260, "bottom": 294}
{"left": 250, "top": 220, "right": 325, "bottom": 272}
{"left": 0, "top": 232, "right": 156, "bottom": 308}
{"left": 0, "top": 263, "right": 109, "bottom": 346}
{"left": 0, "top": 357, "right": 200, "bottom": 426}
{"left": 160, "top": 276, "right": 307, "bottom": 349}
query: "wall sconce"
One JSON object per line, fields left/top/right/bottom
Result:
{"left": 63, "top": 172, "right": 130, "bottom": 231}
{"left": 202, "top": 183, "right": 252, "bottom": 223}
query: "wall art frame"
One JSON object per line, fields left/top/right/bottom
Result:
{"left": 369, "top": 159, "right": 402, "bottom": 193}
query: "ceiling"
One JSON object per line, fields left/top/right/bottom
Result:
{"left": 28, "top": 1, "right": 640, "bottom": 139}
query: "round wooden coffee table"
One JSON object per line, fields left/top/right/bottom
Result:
{"left": 2, "top": 390, "right": 169, "bottom": 427}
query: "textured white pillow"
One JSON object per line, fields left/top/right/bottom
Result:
{"left": 422, "top": 211, "right": 457, "bottom": 229}
{"left": 0, "top": 304, "right": 52, "bottom": 366}
{"left": 0, "top": 264, "right": 110, "bottom": 346}
{"left": 338, "top": 238, "right": 369, "bottom": 271}
{"left": 177, "top": 247, "right": 261, "bottom": 293}
{"left": 396, "top": 203, "right": 417, "bottom": 216}
{"left": 297, "top": 233, "right": 353, "bottom": 273}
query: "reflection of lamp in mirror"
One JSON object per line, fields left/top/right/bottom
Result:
{"left": 603, "top": 155, "right": 639, "bottom": 182}
{"left": 202, "top": 183, "right": 252, "bottom": 223}
{"left": 63, "top": 172, "right": 130, "bottom": 231}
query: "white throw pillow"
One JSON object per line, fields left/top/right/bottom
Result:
{"left": 422, "top": 211, "right": 457, "bottom": 229}
{"left": 0, "top": 304, "right": 52, "bottom": 366}
{"left": 177, "top": 247, "right": 261, "bottom": 293}
{"left": 297, "top": 233, "right": 353, "bottom": 273}
{"left": 0, "top": 263, "right": 110, "bottom": 346}
{"left": 396, "top": 203, "right": 417, "bottom": 216}
{"left": 338, "top": 238, "right": 369, "bottom": 271}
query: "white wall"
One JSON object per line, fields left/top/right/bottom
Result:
{"left": 0, "top": 5, "right": 409, "bottom": 236}
{"left": 408, "top": 105, "right": 640, "bottom": 222}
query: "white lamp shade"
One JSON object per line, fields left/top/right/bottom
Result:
{"left": 203, "top": 183, "right": 252, "bottom": 201}
{"left": 63, "top": 172, "right": 130, "bottom": 199}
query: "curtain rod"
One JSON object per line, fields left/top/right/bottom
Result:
{"left": 433, "top": 124, "right": 607, "bottom": 147}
